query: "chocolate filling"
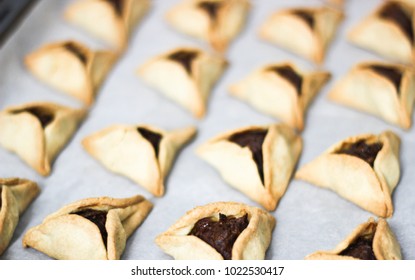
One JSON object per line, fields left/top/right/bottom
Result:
{"left": 268, "top": 65, "right": 303, "bottom": 95}
{"left": 189, "top": 213, "right": 249, "bottom": 260}
{"left": 137, "top": 127, "right": 162, "bottom": 158}
{"left": 291, "top": 9, "right": 315, "bottom": 28}
{"left": 336, "top": 139, "right": 383, "bottom": 167}
{"left": 379, "top": 2, "right": 414, "bottom": 43}
{"left": 0, "top": 187, "right": 2, "bottom": 210}
{"left": 340, "top": 235, "right": 377, "bottom": 260}
{"left": 229, "top": 129, "right": 268, "bottom": 185}
{"left": 198, "top": 1, "right": 223, "bottom": 21}
{"left": 11, "top": 106, "right": 55, "bottom": 128}
{"left": 167, "top": 50, "right": 199, "bottom": 75}
{"left": 64, "top": 42, "right": 88, "bottom": 64}
{"left": 73, "top": 209, "right": 108, "bottom": 248}
{"left": 369, "top": 64, "right": 403, "bottom": 93}
{"left": 105, "top": 0, "right": 123, "bottom": 15}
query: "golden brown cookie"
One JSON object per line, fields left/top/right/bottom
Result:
{"left": 0, "top": 178, "right": 40, "bottom": 256}
{"left": 306, "top": 218, "right": 402, "bottom": 260}
{"left": 166, "top": 0, "right": 251, "bottom": 53}
{"left": 25, "top": 40, "right": 117, "bottom": 105}
{"left": 229, "top": 62, "right": 331, "bottom": 131}
{"left": 137, "top": 47, "right": 228, "bottom": 118}
{"left": 0, "top": 102, "right": 86, "bottom": 176}
{"left": 259, "top": 6, "right": 344, "bottom": 64}
{"left": 348, "top": 1, "right": 415, "bottom": 64}
{"left": 82, "top": 124, "right": 196, "bottom": 196}
{"left": 295, "top": 131, "right": 401, "bottom": 218}
{"left": 155, "top": 201, "right": 275, "bottom": 260}
{"left": 197, "top": 124, "right": 302, "bottom": 211}
{"left": 328, "top": 61, "right": 415, "bottom": 129}
{"left": 23, "top": 195, "right": 152, "bottom": 260}
{"left": 65, "top": 0, "right": 151, "bottom": 51}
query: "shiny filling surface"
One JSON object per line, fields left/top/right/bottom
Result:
{"left": 137, "top": 127, "right": 162, "bottom": 157}
{"left": 336, "top": 139, "right": 383, "bottom": 167}
{"left": 167, "top": 50, "right": 199, "bottom": 75}
{"left": 63, "top": 42, "right": 88, "bottom": 64}
{"left": 379, "top": 2, "right": 414, "bottom": 42}
{"left": 73, "top": 209, "right": 108, "bottom": 248}
{"left": 229, "top": 129, "right": 268, "bottom": 185}
{"left": 340, "top": 235, "right": 377, "bottom": 260}
{"left": 11, "top": 106, "right": 55, "bottom": 128}
{"left": 268, "top": 65, "right": 303, "bottom": 95}
{"left": 105, "top": 0, "right": 123, "bottom": 15}
{"left": 291, "top": 9, "right": 315, "bottom": 28}
{"left": 368, "top": 64, "right": 403, "bottom": 93}
{"left": 198, "top": 1, "right": 223, "bottom": 21}
{"left": 189, "top": 213, "right": 249, "bottom": 260}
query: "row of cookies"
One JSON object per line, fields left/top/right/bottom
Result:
{"left": 1, "top": 177, "right": 402, "bottom": 260}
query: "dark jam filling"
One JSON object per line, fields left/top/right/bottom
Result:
{"left": 336, "top": 139, "right": 383, "bottom": 167}
{"left": 0, "top": 187, "right": 2, "bottom": 210}
{"left": 368, "top": 64, "right": 403, "bottom": 94}
{"left": 104, "top": 0, "right": 123, "bottom": 15}
{"left": 137, "top": 127, "right": 162, "bottom": 158}
{"left": 167, "top": 50, "right": 199, "bottom": 75}
{"left": 11, "top": 106, "right": 55, "bottom": 129}
{"left": 291, "top": 9, "right": 315, "bottom": 29}
{"left": 340, "top": 235, "right": 377, "bottom": 260}
{"left": 73, "top": 209, "right": 108, "bottom": 248}
{"left": 229, "top": 129, "right": 268, "bottom": 185}
{"left": 379, "top": 2, "right": 414, "bottom": 43}
{"left": 197, "top": 1, "right": 223, "bottom": 21}
{"left": 268, "top": 65, "right": 303, "bottom": 96}
{"left": 63, "top": 42, "right": 88, "bottom": 64}
{"left": 189, "top": 213, "right": 249, "bottom": 260}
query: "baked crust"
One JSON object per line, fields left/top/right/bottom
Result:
{"left": 197, "top": 124, "right": 302, "bottom": 211}
{"left": 166, "top": 0, "right": 251, "bottom": 53}
{"left": 137, "top": 47, "right": 228, "bottom": 118}
{"left": 0, "top": 102, "right": 86, "bottom": 176}
{"left": 229, "top": 62, "right": 331, "bottom": 131}
{"left": 22, "top": 195, "right": 152, "bottom": 260}
{"left": 295, "top": 131, "right": 401, "bottom": 218}
{"left": 155, "top": 201, "right": 275, "bottom": 260}
{"left": 348, "top": 1, "right": 415, "bottom": 64}
{"left": 0, "top": 178, "right": 40, "bottom": 255}
{"left": 25, "top": 40, "right": 117, "bottom": 105}
{"left": 82, "top": 124, "right": 197, "bottom": 196}
{"left": 306, "top": 217, "right": 402, "bottom": 260}
{"left": 328, "top": 61, "right": 415, "bottom": 129}
{"left": 65, "top": 0, "right": 151, "bottom": 51}
{"left": 259, "top": 6, "right": 344, "bottom": 64}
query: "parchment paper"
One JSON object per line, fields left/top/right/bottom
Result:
{"left": 1, "top": 0, "right": 414, "bottom": 260}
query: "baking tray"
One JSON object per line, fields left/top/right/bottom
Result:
{"left": 0, "top": 0, "right": 414, "bottom": 260}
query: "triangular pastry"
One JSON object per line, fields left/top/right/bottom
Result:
{"left": 82, "top": 124, "right": 197, "bottom": 196}
{"left": 65, "top": 0, "right": 151, "bottom": 51}
{"left": 197, "top": 124, "right": 302, "bottom": 211}
{"left": 23, "top": 195, "right": 152, "bottom": 260}
{"left": 0, "top": 102, "right": 86, "bottom": 176}
{"left": 137, "top": 47, "right": 228, "bottom": 118}
{"left": 0, "top": 178, "right": 40, "bottom": 256}
{"left": 306, "top": 217, "right": 402, "bottom": 260}
{"left": 155, "top": 201, "right": 275, "bottom": 260}
{"left": 25, "top": 40, "right": 117, "bottom": 105}
{"left": 229, "top": 62, "right": 331, "bottom": 131}
{"left": 259, "top": 6, "right": 344, "bottom": 64}
{"left": 328, "top": 61, "right": 415, "bottom": 129}
{"left": 166, "top": 0, "right": 251, "bottom": 53}
{"left": 348, "top": 1, "right": 415, "bottom": 64}
{"left": 295, "top": 131, "right": 401, "bottom": 218}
